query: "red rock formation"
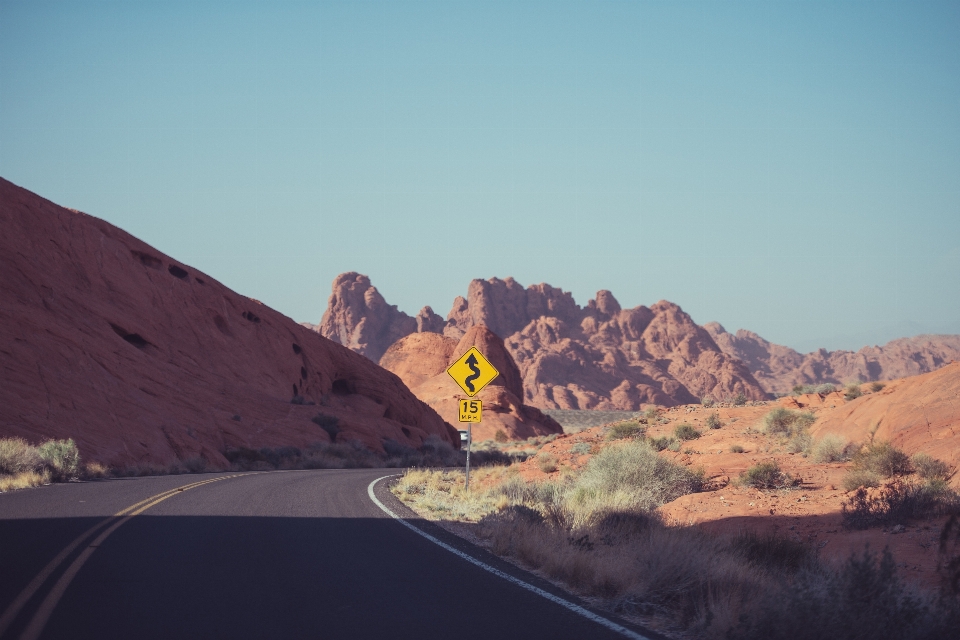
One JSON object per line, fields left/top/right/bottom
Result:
{"left": 0, "top": 178, "right": 457, "bottom": 468}
{"left": 380, "top": 327, "right": 563, "bottom": 441}
{"left": 705, "top": 323, "right": 960, "bottom": 396}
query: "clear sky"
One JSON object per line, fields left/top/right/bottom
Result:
{"left": 2, "top": 1, "right": 958, "bottom": 353}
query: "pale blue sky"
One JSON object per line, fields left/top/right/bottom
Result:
{"left": 2, "top": 1, "right": 958, "bottom": 353}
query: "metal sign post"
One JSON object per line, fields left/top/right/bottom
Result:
{"left": 449, "top": 349, "right": 498, "bottom": 492}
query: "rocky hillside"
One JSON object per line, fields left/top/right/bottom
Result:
{"left": 0, "top": 178, "right": 457, "bottom": 467}
{"left": 705, "top": 323, "right": 960, "bottom": 395}
{"left": 380, "top": 327, "right": 563, "bottom": 441}
{"left": 317, "top": 274, "right": 769, "bottom": 410}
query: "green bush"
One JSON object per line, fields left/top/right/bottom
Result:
{"left": 706, "top": 412, "right": 722, "bottom": 429}
{"left": 844, "top": 383, "right": 863, "bottom": 401}
{"left": 851, "top": 441, "right": 912, "bottom": 477}
{"left": 643, "top": 406, "right": 660, "bottom": 421}
{"left": 763, "top": 408, "right": 816, "bottom": 437}
{"left": 37, "top": 439, "right": 81, "bottom": 481}
{"left": 912, "top": 453, "right": 951, "bottom": 482}
{"left": 732, "top": 392, "right": 748, "bottom": 406}
{"left": 842, "top": 478, "right": 960, "bottom": 529}
{"left": 701, "top": 396, "right": 715, "bottom": 408}
{"left": 606, "top": 420, "right": 646, "bottom": 441}
{"left": 812, "top": 435, "right": 855, "bottom": 463}
{"left": 649, "top": 436, "right": 677, "bottom": 452}
{"left": 740, "top": 461, "right": 791, "bottom": 489}
{"left": 786, "top": 432, "right": 813, "bottom": 455}
{"left": 567, "top": 441, "right": 702, "bottom": 514}
{"left": 0, "top": 437, "right": 42, "bottom": 475}
{"left": 674, "top": 423, "right": 701, "bottom": 440}
{"left": 842, "top": 469, "right": 882, "bottom": 491}
{"left": 570, "top": 442, "right": 592, "bottom": 455}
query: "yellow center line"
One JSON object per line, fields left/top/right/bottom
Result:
{"left": 0, "top": 474, "right": 250, "bottom": 640}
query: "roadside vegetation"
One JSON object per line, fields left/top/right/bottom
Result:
{"left": 392, "top": 437, "right": 960, "bottom": 638}
{"left": 0, "top": 437, "right": 107, "bottom": 492}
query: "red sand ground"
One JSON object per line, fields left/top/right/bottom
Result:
{"left": 513, "top": 364, "right": 960, "bottom": 588}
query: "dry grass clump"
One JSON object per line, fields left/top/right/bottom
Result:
{"left": 393, "top": 466, "right": 516, "bottom": 521}
{"left": 537, "top": 453, "right": 559, "bottom": 473}
{"left": 763, "top": 408, "right": 816, "bottom": 455}
{"left": 842, "top": 478, "right": 959, "bottom": 530}
{"left": 649, "top": 435, "right": 680, "bottom": 452}
{"left": 706, "top": 412, "right": 722, "bottom": 429}
{"left": 842, "top": 469, "right": 883, "bottom": 491}
{"left": 605, "top": 420, "right": 646, "bottom": 441}
{"left": 791, "top": 383, "right": 837, "bottom": 395}
{"left": 0, "top": 437, "right": 85, "bottom": 491}
{"left": 730, "top": 444, "right": 746, "bottom": 453}
{"left": 870, "top": 381, "right": 886, "bottom": 393}
{"left": 812, "top": 434, "right": 856, "bottom": 463}
{"left": 844, "top": 383, "right": 864, "bottom": 401}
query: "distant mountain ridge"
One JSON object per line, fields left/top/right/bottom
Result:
{"left": 316, "top": 272, "right": 960, "bottom": 405}
{"left": 319, "top": 273, "right": 769, "bottom": 409}
{"left": 704, "top": 324, "right": 960, "bottom": 395}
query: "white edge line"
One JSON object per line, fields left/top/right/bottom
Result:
{"left": 367, "top": 476, "right": 651, "bottom": 640}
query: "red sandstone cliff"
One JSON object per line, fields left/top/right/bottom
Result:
{"left": 0, "top": 178, "right": 457, "bottom": 467}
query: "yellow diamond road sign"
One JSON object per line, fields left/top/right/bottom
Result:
{"left": 447, "top": 347, "right": 499, "bottom": 397}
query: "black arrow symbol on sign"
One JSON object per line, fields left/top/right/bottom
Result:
{"left": 464, "top": 353, "right": 481, "bottom": 393}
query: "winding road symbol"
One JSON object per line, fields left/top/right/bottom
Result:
{"left": 447, "top": 347, "right": 499, "bottom": 397}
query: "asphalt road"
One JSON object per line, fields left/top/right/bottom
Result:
{"left": 0, "top": 469, "right": 660, "bottom": 640}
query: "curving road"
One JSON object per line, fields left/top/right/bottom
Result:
{"left": 0, "top": 469, "right": 660, "bottom": 639}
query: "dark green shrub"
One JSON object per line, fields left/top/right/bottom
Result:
{"left": 706, "top": 412, "right": 722, "bottom": 429}
{"left": 740, "top": 461, "right": 791, "bottom": 489}
{"left": 730, "top": 444, "right": 745, "bottom": 453}
{"left": 649, "top": 436, "right": 677, "bottom": 451}
{"left": 870, "top": 381, "right": 885, "bottom": 393}
{"left": 674, "top": 423, "right": 701, "bottom": 440}
{"left": 37, "top": 439, "right": 81, "bottom": 481}
{"left": 732, "top": 392, "right": 748, "bottom": 406}
{"left": 842, "top": 478, "right": 959, "bottom": 529}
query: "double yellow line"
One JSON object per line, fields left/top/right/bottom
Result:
{"left": 0, "top": 474, "right": 248, "bottom": 640}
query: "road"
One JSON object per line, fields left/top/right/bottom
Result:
{"left": 0, "top": 469, "right": 660, "bottom": 640}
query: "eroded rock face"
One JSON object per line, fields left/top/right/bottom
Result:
{"left": 379, "top": 327, "right": 563, "bottom": 441}
{"left": 0, "top": 178, "right": 457, "bottom": 467}
{"left": 705, "top": 323, "right": 960, "bottom": 395}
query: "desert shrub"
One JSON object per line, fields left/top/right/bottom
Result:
{"left": 649, "top": 436, "right": 678, "bottom": 452}
{"left": 701, "top": 396, "right": 715, "bottom": 408}
{"left": 842, "top": 469, "right": 882, "bottom": 491}
{"left": 732, "top": 392, "right": 748, "bottom": 406}
{"left": 852, "top": 441, "right": 912, "bottom": 477}
{"left": 566, "top": 441, "right": 702, "bottom": 517}
{"left": 844, "top": 383, "right": 863, "bottom": 401}
{"left": 706, "top": 412, "right": 722, "bottom": 429}
{"left": 763, "top": 408, "right": 816, "bottom": 437}
{"left": 786, "top": 431, "right": 813, "bottom": 455}
{"left": 733, "top": 547, "right": 960, "bottom": 640}
{"left": 813, "top": 435, "right": 856, "bottom": 463}
{"left": 842, "top": 478, "right": 959, "bottom": 529}
{"left": 912, "top": 454, "right": 952, "bottom": 482}
{"left": 0, "top": 437, "right": 42, "bottom": 475}
{"left": 606, "top": 420, "right": 646, "bottom": 441}
{"left": 870, "top": 381, "right": 886, "bottom": 393}
{"left": 182, "top": 457, "right": 208, "bottom": 473}
{"left": 643, "top": 406, "right": 660, "bottom": 421}
{"left": 537, "top": 453, "right": 559, "bottom": 473}
{"left": 731, "top": 444, "right": 745, "bottom": 453}
{"left": 494, "top": 429, "right": 509, "bottom": 443}
{"left": 730, "top": 532, "right": 812, "bottom": 573}
{"left": 37, "top": 439, "right": 81, "bottom": 481}
{"left": 311, "top": 413, "right": 340, "bottom": 441}
{"left": 674, "top": 423, "right": 701, "bottom": 440}
{"left": 570, "top": 442, "right": 592, "bottom": 455}
{"left": 0, "top": 470, "right": 51, "bottom": 492}
{"left": 791, "top": 383, "right": 838, "bottom": 395}
{"left": 740, "top": 461, "right": 791, "bottom": 490}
